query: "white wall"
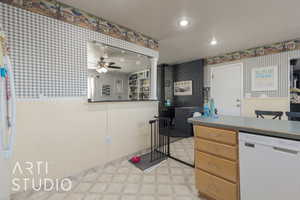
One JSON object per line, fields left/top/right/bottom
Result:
{"left": 12, "top": 100, "right": 158, "bottom": 192}
{"left": 0, "top": 2, "right": 160, "bottom": 195}
{"left": 205, "top": 49, "right": 300, "bottom": 97}
{"left": 204, "top": 50, "right": 300, "bottom": 116}
{"left": 242, "top": 97, "right": 289, "bottom": 119}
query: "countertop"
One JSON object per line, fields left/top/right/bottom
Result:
{"left": 188, "top": 115, "right": 300, "bottom": 141}
{"left": 88, "top": 99, "right": 158, "bottom": 103}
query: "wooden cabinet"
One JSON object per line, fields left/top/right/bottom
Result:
{"left": 194, "top": 125, "right": 239, "bottom": 200}
{"left": 196, "top": 169, "right": 237, "bottom": 200}
{"left": 194, "top": 125, "right": 237, "bottom": 145}
{"left": 195, "top": 151, "right": 237, "bottom": 182}
{"left": 195, "top": 138, "right": 237, "bottom": 161}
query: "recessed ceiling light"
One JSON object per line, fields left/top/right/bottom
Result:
{"left": 179, "top": 19, "right": 189, "bottom": 27}
{"left": 210, "top": 37, "right": 217, "bottom": 45}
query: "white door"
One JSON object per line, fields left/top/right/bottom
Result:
{"left": 211, "top": 63, "right": 242, "bottom": 116}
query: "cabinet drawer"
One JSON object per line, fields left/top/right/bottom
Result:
{"left": 195, "top": 151, "right": 237, "bottom": 182}
{"left": 194, "top": 126, "right": 237, "bottom": 145}
{"left": 196, "top": 169, "right": 237, "bottom": 200}
{"left": 195, "top": 138, "right": 237, "bottom": 160}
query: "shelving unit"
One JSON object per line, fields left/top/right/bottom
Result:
{"left": 129, "top": 69, "right": 150, "bottom": 100}
{"left": 290, "top": 59, "right": 300, "bottom": 108}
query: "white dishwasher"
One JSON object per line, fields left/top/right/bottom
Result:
{"left": 239, "top": 132, "right": 300, "bottom": 200}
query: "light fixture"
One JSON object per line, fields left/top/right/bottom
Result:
{"left": 96, "top": 67, "right": 108, "bottom": 73}
{"left": 210, "top": 37, "right": 217, "bottom": 45}
{"left": 179, "top": 19, "right": 189, "bottom": 27}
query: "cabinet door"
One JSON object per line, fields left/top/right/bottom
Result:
{"left": 196, "top": 169, "right": 237, "bottom": 200}
{"left": 195, "top": 126, "right": 237, "bottom": 145}
{"left": 195, "top": 138, "right": 237, "bottom": 160}
{"left": 195, "top": 151, "right": 237, "bottom": 182}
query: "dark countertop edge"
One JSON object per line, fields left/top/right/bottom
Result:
{"left": 87, "top": 99, "right": 159, "bottom": 103}
{"left": 188, "top": 118, "right": 300, "bottom": 141}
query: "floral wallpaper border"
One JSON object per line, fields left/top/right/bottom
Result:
{"left": 205, "top": 39, "right": 300, "bottom": 65}
{"left": 0, "top": 0, "right": 159, "bottom": 50}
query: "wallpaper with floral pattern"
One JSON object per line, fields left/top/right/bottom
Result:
{"left": 0, "top": 0, "right": 159, "bottom": 50}
{"left": 3, "top": 1, "right": 300, "bottom": 62}
{"left": 206, "top": 39, "right": 300, "bottom": 65}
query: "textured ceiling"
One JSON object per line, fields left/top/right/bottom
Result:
{"left": 59, "top": 0, "right": 300, "bottom": 64}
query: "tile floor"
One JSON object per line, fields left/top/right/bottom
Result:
{"left": 13, "top": 137, "right": 204, "bottom": 200}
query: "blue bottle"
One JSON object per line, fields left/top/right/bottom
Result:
{"left": 203, "top": 101, "right": 210, "bottom": 118}
{"left": 209, "top": 98, "right": 218, "bottom": 118}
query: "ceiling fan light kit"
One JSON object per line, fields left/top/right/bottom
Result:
{"left": 96, "top": 67, "right": 108, "bottom": 73}
{"left": 95, "top": 57, "right": 122, "bottom": 73}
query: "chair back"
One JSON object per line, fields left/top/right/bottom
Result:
{"left": 286, "top": 112, "right": 300, "bottom": 121}
{"left": 174, "top": 106, "right": 202, "bottom": 137}
{"left": 255, "top": 110, "right": 283, "bottom": 120}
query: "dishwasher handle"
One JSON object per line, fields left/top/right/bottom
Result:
{"left": 244, "top": 142, "right": 255, "bottom": 148}
{"left": 273, "top": 147, "right": 299, "bottom": 155}
{"left": 244, "top": 142, "right": 299, "bottom": 155}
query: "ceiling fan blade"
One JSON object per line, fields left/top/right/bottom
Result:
{"left": 109, "top": 62, "right": 116, "bottom": 66}
{"left": 108, "top": 66, "right": 122, "bottom": 69}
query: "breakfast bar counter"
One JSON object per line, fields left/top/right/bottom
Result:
{"left": 188, "top": 115, "right": 300, "bottom": 200}
{"left": 188, "top": 115, "right": 300, "bottom": 141}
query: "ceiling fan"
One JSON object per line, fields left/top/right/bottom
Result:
{"left": 94, "top": 57, "right": 122, "bottom": 73}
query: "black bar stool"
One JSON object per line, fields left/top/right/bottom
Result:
{"left": 286, "top": 112, "right": 300, "bottom": 121}
{"left": 255, "top": 110, "right": 283, "bottom": 120}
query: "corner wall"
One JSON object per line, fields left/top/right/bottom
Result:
{"left": 13, "top": 100, "right": 158, "bottom": 192}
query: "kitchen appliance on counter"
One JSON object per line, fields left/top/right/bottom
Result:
{"left": 239, "top": 132, "right": 300, "bottom": 200}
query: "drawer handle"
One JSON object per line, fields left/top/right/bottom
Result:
{"left": 245, "top": 142, "right": 255, "bottom": 148}
{"left": 211, "top": 133, "right": 221, "bottom": 137}
{"left": 213, "top": 147, "right": 220, "bottom": 153}
{"left": 273, "top": 147, "right": 298, "bottom": 155}
{"left": 207, "top": 181, "right": 218, "bottom": 195}
{"left": 208, "top": 161, "right": 219, "bottom": 170}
